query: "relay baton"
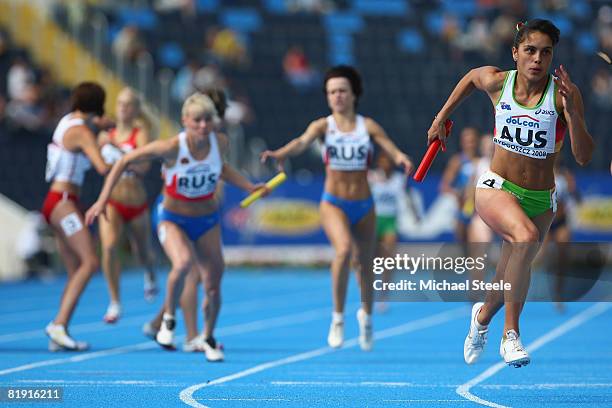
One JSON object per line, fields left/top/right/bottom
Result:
{"left": 413, "top": 119, "right": 454, "bottom": 182}
{"left": 240, "top": 172, "right": 287, "bottom": 208}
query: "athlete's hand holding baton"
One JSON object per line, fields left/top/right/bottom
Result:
{"left": 413, "top": 119, "right": 454, "bottom": 182}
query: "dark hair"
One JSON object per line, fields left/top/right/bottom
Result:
{"left": 205, "top": 88, "right": 228, "bottom": 120}
{"left": 323, "top": 65, "right": 363, "bottom": 106}
{"left": 513, "top": 19, "right": 560, "bottom": 49}
{"left": 70, "top": 82, "right": 105, "bottom": 116}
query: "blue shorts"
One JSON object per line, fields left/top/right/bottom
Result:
{"left": 156, "top": 206, "right": 219, "bottom": 242}
{"left": 321, "top": 191, "right": 374, "bottom": 226}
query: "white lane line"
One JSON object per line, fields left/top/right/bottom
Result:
{"left": 456, "top": 302, "right": 612, "bottom": 408}
{"left": 271, "top": 381, "right": 612, "bottom": 389}
{"left": 383, "top": 400, "right": 464, "bottom": 403}
{"left": 179, "top": 306, "right": 469, "bottom": 408}
{"left": 0, "top": 305, "right": 335, "bottom": 376}
{"left": 0, "top": 288, "right": 328, "bottom": 343}
{"left": 481, "top": 383, "right": 612, "bottom": 390}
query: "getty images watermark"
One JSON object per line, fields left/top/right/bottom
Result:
{"left": 372, "top": 253, "right": 511, "bottom": 292}
{"left": 369, "top": 243, "right": 612, "bottom": 302}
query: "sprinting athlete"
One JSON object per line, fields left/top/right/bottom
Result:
{"left": 43, "top": 82, "right": 111, "bottom": 351}
{"left": 427, "top": 19, "right": 594, "bottom": 367}
{"left": 261, "top": 65, "right": 414, "bottom": 351}
{"left": 86, "top": 93, "right": 267, "bottom": 361}
{"left": 98, "top": 88, "right": 157, "bottom": 323}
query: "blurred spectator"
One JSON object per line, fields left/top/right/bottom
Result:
{"left": 6, "top": 83, "right": 46, "bottom": 132}
{"left": 112, "top": 25, "right": 147, "bottom": 63}
{"left": 490, "top": 12, "right": 518, "bottom": 48}
{"left": 454, "top": 16, "right": 497, "bottom": 57}
{"left": 206, "top": 26, "right": 249, "bottom": 68}
{"left": 193, "top": 64, "right": 225, "bottom": 94}
{"left": 591, "top": 68, "right": 612, "bottom": 110}
{"left": 441, "top": 14, "right": 461, "bottom": 44}
{"left": 283, "top": 45, "right": 318, "bottom": 91}
{"left": 154, "top": 0, "right": 196, "bottom": 19}
{"left": 171, "top": 58, "right": 200, "bottom": 102}
{"left": 596, "top": 5, "right": 612, "bottom": 53}
{"left": 7, "top": 56, "right": 35, "bottom": 102}
{"left": 286, "top": 0, "right": 335, "bottom": 14}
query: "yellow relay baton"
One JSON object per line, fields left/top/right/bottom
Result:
{"left": 240, "top": 172, "right": 287, "bottom": 208}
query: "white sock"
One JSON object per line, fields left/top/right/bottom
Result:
{"left": 332, "top": 312, "right": 344, "bottom": 323}
{"left": 162, "top": 313, "right": 175, "bottom": 321}
{"left": 359, "top": 309, "right": 371, "bottom": 323}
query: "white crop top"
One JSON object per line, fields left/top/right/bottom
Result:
{"left": 321, "top": 114, "right": 373, "bottom": 171}
{"left": 45, "top": 114, "right": 92, "bottom": 186}
{"left": 163, "top": 132, "right": 223, "bottom": 201}
{"left": 493, "top": 70, "right": 566, "bottom": 159}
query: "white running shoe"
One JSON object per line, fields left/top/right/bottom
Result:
{"left": 144, "top": 274, "right": 158, "bottom": 303}
{"left": 327, "top": 319, "right": 344, "bottom": 348}
{"left": 103, "top": 302, "right": 121, "bottom": 324}
{"left": 357, "top": 308, "right": 373, "bottom": 351}
{"left": 464, "top": 302, "right": 488, "bottom": 364}
{"left": 202, "top": 337, "right": 224, "bottom": 362}
{"left": 45, "top": 323, "right": 89, "bottom": 351}
{"left": 183, "top": 334, "right": 206, "bottom": 352}
{"left": 500, "top": 329, "right": 530, "bottom": 368}
{"left": 155, "top": 314, "right": 176, "bottom": 350}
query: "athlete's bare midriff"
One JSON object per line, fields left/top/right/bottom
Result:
{"left": 109, "top": 176, "right": 148, "bottom": 206}
{"left": 49, "top": 181, "right": 81, "bottom": 196}
{"left": 324, "top": 168, "right": 371, "bottom": 200}
{"left": 161, "top": 194, "right": 219, "bottom": 217}
{"left": 490, "top": 147, "right": 556, "bottom": 190}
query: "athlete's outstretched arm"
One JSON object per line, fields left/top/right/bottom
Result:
{"left": 85, "top": 138, "right": 177, "bottom": 224}
{"left": 220, "top": 164, "right": 264, "bottom": 194}
{"left": 428, "top": 66, "right": 505, "bottom": 149}
{"left": 366, "top": 118, "right": 414, "bottom": 174}
{"left": 260, "top": 118, "right": 326, "bottom": 170}
{"left": 554, "top": 65, "right": 594, "bottom": 166}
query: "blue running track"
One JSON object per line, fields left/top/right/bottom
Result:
{"left": 0, "top": 268, "right": 611, "bottom": 407}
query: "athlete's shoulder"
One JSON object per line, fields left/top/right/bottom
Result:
{"left": 308, "top": 117, "right": 328, "bottom": 133}
{"left": 472, "top": 66, "right": 507, "bottom": 92}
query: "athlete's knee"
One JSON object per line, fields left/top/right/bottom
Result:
{"left": 509, "top": 224, "right": 539, "bottom": 243}
{"left": 335, "top": 242, "right": 352, "bottom": 262}
{"left": 171, "top": 255, "right": 192, "bottom": 276}
{"left": 101, "top": 234, "right": 120, "bottom": 253}
{"left": 81, "top": 254, "right": 100, "bottom": 276}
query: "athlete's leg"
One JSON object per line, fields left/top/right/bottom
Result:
{"left": 352, "top": 209, "right": 376, "bottom": 351}
{"left": 99, "top": 205, "right": 123, "bottom": 307}
{"left": 127, "top": 209, "right": 158, "bottom": 300}
{"left": 50, "top": 201, "right": 99, "bottom": 327}
{"left": 193, "top": 224, "right": 224, "bottom": 361}
{"left": 194, "top": 224, "right": 224, "bottom": 341}
{"left": 155, "top": 221, "right": 194, "bottom": 347}
{"left": 320, "top": 201, "right": 353, "bottom": 314}
{"left": 180, "top": 265, "right": 201, "bottom": 342}
{"left": 352, "top": 209, "right": 376, "bottom": 315}
{"left": 475, "top": 188, "right": 553, "bottom": 334}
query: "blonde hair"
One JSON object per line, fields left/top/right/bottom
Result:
{"left": 117, "top": 87, "right": 156, "bottom": 137}
{"left": 182, "top": 92, "right": 219, "bottom": 123}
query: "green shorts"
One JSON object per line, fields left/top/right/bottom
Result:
{"left": 476, "top": 170, "right": 557, "bottom": 218}
{"left": 376, "top": 215, "right": 397, "bottom": 239}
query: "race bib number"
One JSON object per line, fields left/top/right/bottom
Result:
{"left": 60, "top": 213, "right": 83, "bottom": 237}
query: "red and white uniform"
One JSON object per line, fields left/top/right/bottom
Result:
{"left": 321, "top": 114, "right": 373, "bottom": 171}
{"left": 163, "top": 132, "right": 223, "bottom": 201}
{"left": 45, "top": 114, "right": 91, "bottom": 185}
{"left": 42, "top": 114, "right": 92, "bottom": 223}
